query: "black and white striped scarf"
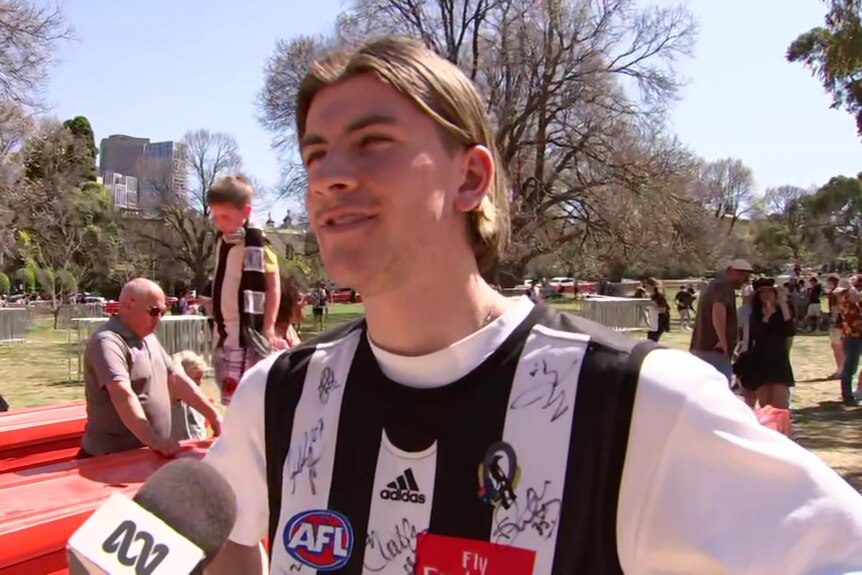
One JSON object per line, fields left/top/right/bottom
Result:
{"left": 212, "top": 221, "right": 269, "bottom": 355}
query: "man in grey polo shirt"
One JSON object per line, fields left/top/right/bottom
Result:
{"left": 690, "top": 259, "right": 753, "bottom": 384}
{"left": 79, "top": 278, "right": 222, "bottom": 458}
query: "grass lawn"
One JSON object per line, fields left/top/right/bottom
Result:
{"left": 2, "top": 301, "right": 860, "bottom": 491}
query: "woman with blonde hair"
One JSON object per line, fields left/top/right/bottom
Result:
{"left": 169, "top": 351, "right": 209, "bottom": 441}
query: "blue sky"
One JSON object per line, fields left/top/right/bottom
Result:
{"left": 43, "top": 0, "right": 861, "bottom": 220}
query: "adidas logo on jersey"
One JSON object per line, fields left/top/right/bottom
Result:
{"left": 380, "top": 468, "right": 426, "bottom": 504}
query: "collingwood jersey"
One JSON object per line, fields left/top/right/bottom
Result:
{"left": 204, "top": 297, "right": 862, "bottom": 575}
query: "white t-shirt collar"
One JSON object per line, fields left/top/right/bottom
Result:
{"left": 367, "top": 296, "right": 535, "bottom": 388}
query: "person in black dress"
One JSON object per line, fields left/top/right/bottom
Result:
{"left": 734, "top": 278, "right": 795, "bottom": 409}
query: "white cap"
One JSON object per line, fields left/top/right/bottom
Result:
{"left": 727, "top": 259, "right": 754, "bottom": 272}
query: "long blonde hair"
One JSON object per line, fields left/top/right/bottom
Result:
{"left": 172, "top": 351, "right": 207, "bottom": 379}
{"left": 296, "top": 37, "right": 510, "bottom": 272}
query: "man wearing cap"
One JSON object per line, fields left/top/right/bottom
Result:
{"left": 690, "top": 259, "right": 753, "bottom": 383}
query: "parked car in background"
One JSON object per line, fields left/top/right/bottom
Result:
{"left": 329, "top": 286, "right": 363, "bottom": 304}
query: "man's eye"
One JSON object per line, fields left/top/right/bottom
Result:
{"left": 304, "top": 150, "right": 325, "bottom": 166}
{"left": 359, "top": 135, "right": 392, "bottom": 147}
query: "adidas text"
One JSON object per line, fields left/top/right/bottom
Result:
{"left": 380, "top": 488, "right": 426, "bottom": 504}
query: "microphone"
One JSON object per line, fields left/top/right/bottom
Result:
{"left": 66, "top": 458, "right": 238, "bottom": 574}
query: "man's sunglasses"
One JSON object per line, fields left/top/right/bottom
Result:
{"left": 147, "top": 306, "right": 168, "bottom": 318}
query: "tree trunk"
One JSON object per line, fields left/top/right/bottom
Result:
{"left": 192, "top": 268, "right": 209, "bottom": 293}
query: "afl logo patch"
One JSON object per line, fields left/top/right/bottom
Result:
{"left": 283, "top": 509, "right": 353, "bottom": 571}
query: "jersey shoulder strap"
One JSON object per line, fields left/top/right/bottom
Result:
{"left": 534, "top": 307, "right": 660, "bottom": 573}
{"left": 263, "top": 317, "right": 365, "bottom": 552}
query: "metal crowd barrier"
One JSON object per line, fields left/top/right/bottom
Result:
{"left": 0, "top": 308, "right": 28, "bottom": 344}
{"left": 576, "top": 296, "right": 651, "bottom": 331}
{"left": 56, "top": 303, "right": 105, "bottom": 330}
{"left": 69, "top": 316, "right": 212, "bottom": 382}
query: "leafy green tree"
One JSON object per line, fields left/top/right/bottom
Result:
{"left": 8, "top": 120, "right": 121, "bottom": 309}
{"left": 14, "top": 264, "right": 36, "bottom": 292}
{"left": 754, "top": 185, "right": 816, "bottom": 265}
{"left": 0, "top": 271, "right": 10, "bottom": 294}
{"left": 787, "top": 1, "right": 862, "bottom": 135}
{"left": 62, "top": 115, "right": 97, "bottom": 181}
{"left": 809, "top": 174, "right": 862, "bottom": 259}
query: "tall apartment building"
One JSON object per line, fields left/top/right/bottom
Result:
{"left": 99, "top": 135, "right": 148, "bottom": 177}
{"left": 102, "top": 171, "right": 138, "bottom": 210}
{"left": 143, "top": 140, "right": 187, "bottom": 201}
{"left": 99, "top": 135, "right": 187, "bottom": 214}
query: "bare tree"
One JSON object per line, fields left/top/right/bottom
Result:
{"left": 257, "top": 0, "right": 698, "bottom": 275}
{"left": 0, "top": 0, "right": 73, "bottom": 108}
{"left": 184, "top": 129, "right": 242, "bottom": 213}
{"left": 133, "top": 129, "right": 243, "bottom": 291}
{"left": 693, "top": 158, "right": 755, "bottom": 232}
{"left": 0, "top": 101, "right": 32, "bottom": 159}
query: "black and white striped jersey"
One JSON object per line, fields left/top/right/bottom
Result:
{"left": 205, "top": 297, "right": 862, "bottom": 574}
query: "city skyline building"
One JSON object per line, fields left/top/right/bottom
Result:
{"left": 98, "top": 134, "right": 187, "bottom": 214}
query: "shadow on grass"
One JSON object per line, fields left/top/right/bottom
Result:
{"left": 792, "top": 401, "right": 862, "bottom": 453}
{"left": 799, "top": 376, "right": 839, "bottom": 384}
{"left": 44, "top": 379, "right": 83, "bottom": 388}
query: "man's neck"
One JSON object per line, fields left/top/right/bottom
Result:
{"left": 363, "top": 273, "right": 514, "bottom": 357}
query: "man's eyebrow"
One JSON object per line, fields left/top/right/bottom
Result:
{"left": 300, "top": 114, "right": 400, "bottom": 150}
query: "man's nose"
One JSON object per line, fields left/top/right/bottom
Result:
{"left": 307, "top": 149, "right": 359, "bottom": 196}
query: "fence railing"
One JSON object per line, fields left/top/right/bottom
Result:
{"left": 0, "top": 308, "right": 28, "bottom": 344}
{"left": 57, "top": 304, "right": 105, "bottom": 330}
{"left": 575, "top": 296, "right": 651, "bottom": 331}
{"left": 69, "top": 316, "right": 213, "bottom": 382}
{"left": 502, "top": 292, "right": 650, "bottom": 331}
{"left": 7, "top": 302, "right": 106, "bottom": 329}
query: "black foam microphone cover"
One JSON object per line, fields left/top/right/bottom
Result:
{"left": 132, "top": 458, "right": 238, "bottom": 564}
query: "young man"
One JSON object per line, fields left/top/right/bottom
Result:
{"left": 204, "top": 38, "right": 862, "bottom": 574}
{"left": 836, "top": 280, "right": 862, "bottom": 406}
{"left": 206, "top": 176, "right": 286, "bottom": 405}
{"left": 674, "top": 284, "right": 695, "bottom": 330}
{"left": 308, "top": 280, "right": 328, "bottom": 332}
{"left": 805, "top": 276, "right": 823, "bottom": 332}
{"left": 827, "top": 274, "right": 844, "bottom": 378}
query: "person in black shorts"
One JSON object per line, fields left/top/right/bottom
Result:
{"left": 309, "top": 280, "right": 328, "bottom": 331}
{"left": 674, "top": 284, "right": 695, "bottom": 330}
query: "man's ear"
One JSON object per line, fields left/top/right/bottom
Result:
{"left": 454, "top": 145, "right": 494, "bottom": 214}
{"left": 243, "top": 204, "right": 252, "bottom": 219}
